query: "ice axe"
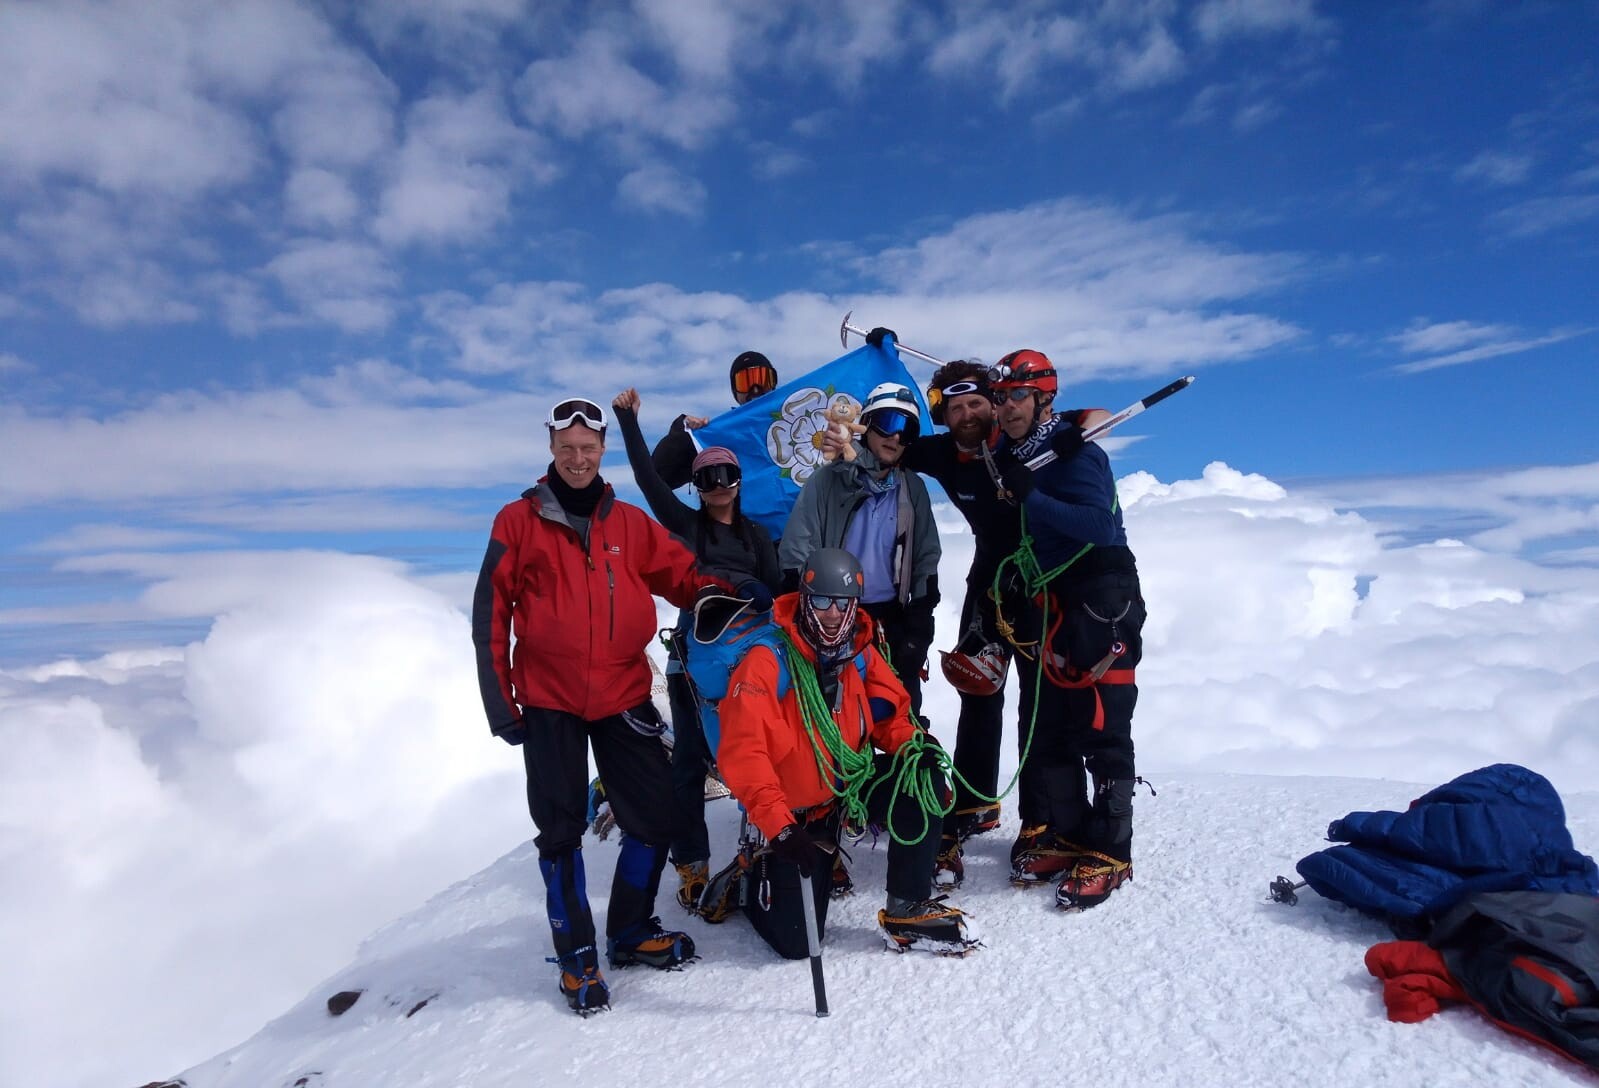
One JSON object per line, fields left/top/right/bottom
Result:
{"left": 1022, "top": 374, "right": 1195, "bottom": 471}
{"left": 799, "top": 872, "right": 830, "bottom": 1017}
{"left": 839, "top": 311, "right": 948, "bottom": 368}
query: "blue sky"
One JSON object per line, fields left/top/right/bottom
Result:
{"left": 3, "top": 0, "right": 1599, "bottom": 663}
{"left": 9, "top": 5, "right": 1599, "bottom": 1082}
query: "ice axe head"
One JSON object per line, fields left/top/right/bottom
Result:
{"left": 839, "top": 309, "right": 852, "bottom": 350}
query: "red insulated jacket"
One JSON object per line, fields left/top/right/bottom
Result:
{"left": 717, "top": 595, "right": 917, "bottom": 840}
{"left": 472, "top": 479, "right": 723, "bottom": 728}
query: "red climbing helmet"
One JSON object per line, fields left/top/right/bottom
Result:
{"left": 988, "top": 349, "right": 1057, "bottom": 401}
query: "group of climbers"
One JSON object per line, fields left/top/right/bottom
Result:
{"left": 471, "top": 334, "right": 1146, "bottom": 1014}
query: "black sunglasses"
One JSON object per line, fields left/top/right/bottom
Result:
{"left": 806, "top": 594, "right": 856, "bottom": 610}
{"left": 692, "top": 464, "right": 741, "bottom": 491}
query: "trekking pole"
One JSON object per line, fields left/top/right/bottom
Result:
{"left": 1268, "top": 876, "right": 1307, "bottom": 906}
{"left": 1024, "top": 375, "right": 1195, "bottom": 470}
{"left": 839, "top": 311, "right": 948, "bottom": 368}
{"left": 798, "top": 873, "right": 830, "bottom": 1017}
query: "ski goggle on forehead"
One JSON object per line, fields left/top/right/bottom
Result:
{"left": 940, "top": 380, "right": 985, "bottom": 399}
{"left": 692, "top": 463, "right": 741, "bottom": 491}
{"left": 731, "top": 365, "right": 778, "bottom": 395}
{"left": 547, "top": 398, "right": 607, "bottom": 433}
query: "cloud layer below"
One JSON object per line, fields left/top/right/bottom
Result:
{"left": 6, "top": 458, "right": 1599, "bottom": 1086}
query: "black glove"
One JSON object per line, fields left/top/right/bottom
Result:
{"left": 915, "top": 735, "right": 951, "bottom": 803}
{"left": 493, "top": 718, "right": 527, "bottom": 746}
{"left": 1050, "top": 423, "right": 1086, "bottom": 462}
{"left": 737, "top": 579, "right": 774, "bottom": 612}
{"left": 1000, "top": 460, "right": 1034, "bottom": 502}
{"left": 770, "top": 822, "right": 817, "bottom": 877}
{"left": 904, "top": 596, "right": 936, "bottom": 658}
{"left": 865, "top": 326, "right": 896, "bottom": 349}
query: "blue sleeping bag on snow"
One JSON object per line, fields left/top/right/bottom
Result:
{"left": 1296, "top": 763, "right": 1599, "bottom": 926}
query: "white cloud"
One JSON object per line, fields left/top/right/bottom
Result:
{"left": 635, "top": 0, "right": 756, "bottom": 82}
{"left": 9, "top": 461, "right": 1599, "bottom": 1084}
{"left": 284, "top": 167, "right": 361, "bottom": 230}
{"left": 1192, "top": 0, "right": 1331, "bottom": 44}
{"left": 617, "top": 163, "right": 708, "bottom": 217}
{"left": 751, "top": 144, "right": 810, "bottom": 180}
{"left": 515, "top": 29, "right": 735, "bottom": 150}
{"left": 0, "top": 1, "right": 260, "bottom": 197}
{"left": 0, "top": 351, "right": 33, "bottom": 374}
{"left": 28, "top": 524, "right": 229, "bottom": 554}
{"left": 264, "top": 239, "right": 398, "bottom": 332}
{"left": 1456, "top": 149, "right": 1535, "bottom": 187}
{"left": 0, "top": 194, "right": 1309, "bottom": 510}
{"left": 1389, "top": 318, "right": 1515, "bottom": 355}
{"left": 374, "top": 90, "right": 552, "bottom": 247}
{"left": 1489, "top": 192, "right": 1599, "bottom": 237}
{"left": 1308, "top": 460, "right": 1599, "bottom": 556}
{"left": 1389, "top": 318, "right": 1589, "bottom": 374}
{"left": 0, "top": 553, "right": 522, "bottom": 1086}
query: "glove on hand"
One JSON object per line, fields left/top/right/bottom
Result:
{"left": 770, "top": 822, "right": 817, "bottom": 877}
{"left": 1050, "top": 423, "right": 1086, "bottom": 462}
{"left": 865, "top": 326, "right": 896, "bottom": 349}
{"left": 1000, "top": 460, "right": 1034, "bottom": 502}
{"left": 737, "top": 579, "right": 774, "bottom": 613}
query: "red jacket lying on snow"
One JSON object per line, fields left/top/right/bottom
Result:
{"left": 1366, "top": 889, "right": 1599, "bottom": 1071}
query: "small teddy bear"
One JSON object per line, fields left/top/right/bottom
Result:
{"left": 811, "top": 396, "right": 866, "bottom": 462}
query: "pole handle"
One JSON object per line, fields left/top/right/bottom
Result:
{"left": 798, "top": 872, "right": 830, "bottom": 1017}
{"left": 1024, "top": 375, "right": 1195, "bottom": 471}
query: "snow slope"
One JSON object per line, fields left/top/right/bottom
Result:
{"left": 174, "top": 771, "right": 1598, "bottom": 1088}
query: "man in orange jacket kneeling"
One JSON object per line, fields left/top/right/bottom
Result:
{"left": 717, "top": 547, "right": 981, "bottom": 958}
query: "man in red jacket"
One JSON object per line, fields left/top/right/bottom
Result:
{"left": 472, "top": 396, "right": 759, "bottom": 1016}
{"left": 717, "top": 547, "right": 981, "bottom": 959}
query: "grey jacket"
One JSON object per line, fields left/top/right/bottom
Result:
{"left": 779, "top": 442, "right": 941, "bottom": 603}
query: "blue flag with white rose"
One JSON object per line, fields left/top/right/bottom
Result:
{"left": 692, "top": 340, "right": 931, "bottom": 538}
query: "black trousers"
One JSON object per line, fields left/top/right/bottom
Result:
{"left": 744, "top": 754, "right": 945, "bottom": 960}
{"left": 941, "top": 576, "right": 1012, "bottom": 840}
{"left": 522, "top": 701, "right": 674, "bottom": 950}
{"left": 665, "top": 669, "right": 713, "bottom": 866}
{"left": 1020, "top": 566, "right": 1145, "bottom": 861}
{"left": 861, "top": 598, "right": 933, "bottom": 721}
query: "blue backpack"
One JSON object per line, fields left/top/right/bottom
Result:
{"left": 685, "top": 595, "right": 866, "bottom": 756}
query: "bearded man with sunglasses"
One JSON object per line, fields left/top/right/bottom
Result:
{"left": 884, "top": 352, "right": 1110, "bottom": 891}
{"left": 650, "top": 350, "right": 780, "bottom": 489}
{"left": 780, "top": 373, "right": 941, "bottom": 722}
{"left": 987, "top": 350, "right": 1146, "bottom": 914}
{"left": 472, "top": 396, "right": 750, "bottom": 1016}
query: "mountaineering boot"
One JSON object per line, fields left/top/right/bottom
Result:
{"left": 1009, "top": 825, "right": 1082, "bottom": 886}
{"left": 696, "top": 853, "right": 749, "bottom": 924}
{"left": 606, "top": 916, "right": 698, "bottom": 969}
{"left": 1055, "top": 851, "right": 1132, "bottom": 912}
{"left": 549, "top": 945, "right": 609, "bottom": 1016}
{"left": 540, "top": 848, "right": 604, "bottom": 1009}
{"left": 877, "top": 895, "right": 982, "bottom": 955}
{"left": 951, "top": 802, "right": 1002, "bottom": 842}
{"left": 932, "top": 836, "right": 964, "bottom": 890}
{"left": 674, "top": 860, "right": 709, "bottom": 914}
